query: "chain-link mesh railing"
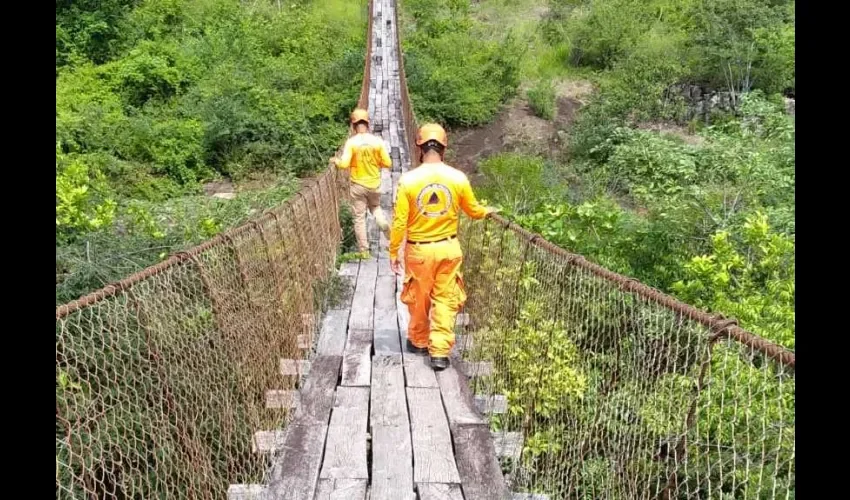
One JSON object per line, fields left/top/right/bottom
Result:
{"left": 455, "top": 218, "right": 795, "bottom": 499}
{"left": 56, "top": 1, "right": 369, "bottom": 496}
{"left": 56, "top": 169, "right": 343, "bottom": 499}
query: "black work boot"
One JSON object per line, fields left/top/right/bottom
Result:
{"left": 431, "top": 357, "right": 449, "bottom": 371}
{"left": 406, "top": 339, "right": 428, "bottom": 354}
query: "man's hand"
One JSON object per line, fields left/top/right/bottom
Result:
{"left": 487, "top": 206, "right": 501, "bottom": 217}
{"left": 330, "top": 157, "right": 339, "bottom": 167}
{"left": 390, "top": 258, "right": 403, "bottom": 276}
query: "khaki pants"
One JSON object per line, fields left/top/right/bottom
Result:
{"left": 350, "top": 182, "right": 389, "bottom": 252}
{"left": 400, "top": 238, "right": 467, "bottom": 358}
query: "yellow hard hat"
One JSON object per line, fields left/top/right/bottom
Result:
{"left": 416, "top": 123, "right": 448, "bottom": 148}
{"left": 350, "top": 108, "right": 370, "bottom": 125}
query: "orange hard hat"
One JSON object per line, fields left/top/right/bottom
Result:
{"left": 415, "top": 123, "right": 448, "bottom": 148}
{"left": 350, "top": 108, "right": 370, "bottom": 124}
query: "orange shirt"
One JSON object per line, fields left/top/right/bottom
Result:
{"left": 336, "top": 132, "right": 392, "bottom": 190}
{"left": 389, "top": 162, "right": 491, "bottom": 260}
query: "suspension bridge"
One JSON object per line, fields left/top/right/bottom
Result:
{"left": 55, "top": 0, "right": 795, "bottom": 498}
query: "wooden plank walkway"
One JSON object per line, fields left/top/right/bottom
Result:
{"left": 239, "top": 0, "right": 514, "bottom": 498}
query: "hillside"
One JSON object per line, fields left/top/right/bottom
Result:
{"left": 56, "top": 0, "right": 367, "bottom": 304}
{"left": 400, "top": 0, "right": 795, "bottom": 350}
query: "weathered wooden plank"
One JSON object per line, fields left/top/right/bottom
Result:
{"left": 374, "top": 276, "right": 400, "bottom": 354}
{"left": 407, "top": 387, "right": 461, "bottom": 484}
{"left": 371, "top": 425, "right": 415, "bottom": 500}
{"left": 380, "top": 193, "right": 393, "bottom": 212}
{"left": 378, "top": 257, "right": 393, "bottom": 277}
{"left": 473, "top": 395, "right": 508, "bottom": 415}
{"left": 316, "top": 309, "right": 350, "bottom": 356}
{"left": 368, "top": 217, "right": 380, "bottom": 238}
{"left": 251, "top": 430, "right": 286, "bottom": 454}
{"left": 227, "top": 484, "right": 268, "bottom": 500}
{"left": 375, "top": 245, "right": 389, "bottom": 259}
{"left": 461, "top": 361, "right": 493, "bottom": 378}
{"left": 267, "top": 424, "right": 329, "bottom": 500}
{"left": 417, "top": 483, "right": 464, "bottom": 500}
{"left": 435, "top": 364, "right": 485, "bottom": 428}
{"left": 338, "top": 261, "right": 360, "bottom": 278}
{"left": 381, "top": 169, "right": 392, "bottom": 192}
{"left": 264, "top": 390, "right": 299, "bottom": 409}
{"left": 402, "top": 350, "right": 439, "bottom": 388}
{"left": 453, "top": 424, "right": 511, "bottom": 500}
{"left": 320, "top": 387, "right": 370, "bottom": 479}
{"left": 279, "top": 359, "right": 311, "bottom": 377}
{"left": 491, "top": 431, "right": 524, "bottom": 460}
{"left": 374, "top": 325, "right": 401, "bottom": 355}
{"left": 374, "top": 275, "right": 398, "bottom": 329}
{"left": 370, "top": 355, "right": 408, "bottom": 427}
{"left": 341, "top": 329, "right": 372, "bottom": 387}
{"left": 349, "top": 259, "right": 378, "bottom": 331}
{"left": 291, "top": 355, "right": 343, "bottom": 425}
{"left": 315, "top": 479, "right": 368, "bottom": 500}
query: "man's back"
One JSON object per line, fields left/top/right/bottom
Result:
{"left": 337, "top": 132, "right": 391, "bottom": 190}
{"left": 391, "top": 162, "right": 489, "bottom": 250}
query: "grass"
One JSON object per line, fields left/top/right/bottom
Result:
{"left": 469, "top": 0, "right": 568, "bottom": 81}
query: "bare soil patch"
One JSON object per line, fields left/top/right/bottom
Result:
{"left": 446, "top": 79, "right": 593, "bottom": 183}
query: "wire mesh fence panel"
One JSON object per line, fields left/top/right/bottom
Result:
{"left": 457, "top": 217, "right": 795, "bottom": 500}
{"left": 677, "top": 338, "right": 795, "bottom": 499}
{"left": 56, "top": 170, "right": 341, "bottom": 500}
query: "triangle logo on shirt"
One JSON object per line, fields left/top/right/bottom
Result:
{"left": 427, "top": 192, "right": 440, "bottom": 205}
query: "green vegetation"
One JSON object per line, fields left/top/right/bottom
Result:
{"left": 56, "top": 0, "right": 366, "bottom": 303}
{"left": 492, "top": 91, "right": 795, "bottom": 349}
{"left": 400, "top": 0, "right": 795, "bottom": 347}
{"left": 527, "top": 80, "right": 556, "bottom": 120}
{"left": 400, "top": 0, "right": 521, "bottom": 126}
{"left": 403, "top": 0, "right": 794, "bottom": 497}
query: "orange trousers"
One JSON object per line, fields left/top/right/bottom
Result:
{"left": 400, "top": 238, "right": 467, "bottom": 358}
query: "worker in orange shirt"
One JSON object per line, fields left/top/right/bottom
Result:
{"left": 332, "top": 108, "right": 392, "bottom": 258}
{"left": 389, "top": 124, "right": 495, "bottom": 370}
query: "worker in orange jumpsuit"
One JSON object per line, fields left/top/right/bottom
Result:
{"left": 332, "top": 108, "right": 392, "bottom": 257}
{"left": 389, "top": 124, "right": 495, "bottom": 370}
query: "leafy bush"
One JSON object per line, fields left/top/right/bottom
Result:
{"left": 450, "top": 2, "right": 795, "bottom": 497}
{"left": 686, "top": 0, "right": 795, "bottom": 95}
{"left": 527, "top": 80, "right": 556, "bottom": 120}
{"left": 559, "top": 0, "right": 654, "bottom": 69}
{"left": 56, "top": 0, "right": 138, "bottom": 69}
{"left": 545, "top": 0, "right": 795, "bottom": 98}
{"left": 484, "top": 90, "right": 794, "bottom": 308}
{"left": 672, "top": 213, "right": 795, "bottom": 349}
{"left": 478, "top": 153, "right": 563, "bottom": 214}
{"left": 57, "top": 0, "right": 365, "bottom": 190}
{"left": 604, "top": 128, "right": 697, "bottom": 199}
{"left": 402, "top": 0, "right": 521, "bottom": 126}
{"left": 56, "top": 0, "right": 366, "bottom": 301}
{"left": 56, "top": 145, "right": 117, "bottom": 243}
